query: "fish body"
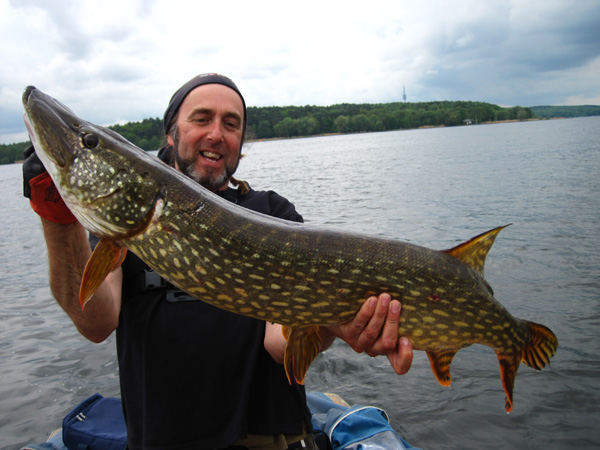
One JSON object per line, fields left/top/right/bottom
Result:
{"left": 22, "top": 86, "right": 557, "bottom": 411}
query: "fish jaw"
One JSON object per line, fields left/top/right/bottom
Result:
{"left": 22, "top": 86, "right": 166, "bottom": 240}
{"left": 23, "top": 86, "right": 79, "bottom": 188}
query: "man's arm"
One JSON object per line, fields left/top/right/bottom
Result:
{"left": 24, "top": 146, "right": 121, "bottom": 342}
{"left": 264, "top": 293, "right": 413, "bottom": 375}
{"left": 41, "top": 219, "right": 121, "bottom": 343}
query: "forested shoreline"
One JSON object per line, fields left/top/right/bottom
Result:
{"left": 2, "top": 101, "right": 598, "bottom": 165}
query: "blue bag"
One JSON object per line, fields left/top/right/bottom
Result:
{"left": 306, "top": 392, "right": 420, "bottom": 450}
{"left": 62, "top": 394, "right": 126, "bottom": 450}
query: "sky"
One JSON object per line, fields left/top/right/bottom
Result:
{"left": 1, "top": 0, "right": 599, "bottom": 144}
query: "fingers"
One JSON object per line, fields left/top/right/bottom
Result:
{"left": 353, "top": 293, "right": 392, "bottom": 352}
{"left": 344, "top": 295, "right": 378, "bottom": 344}
{"left": 386, "top": 337, "right": 413, "bottom": 375}
{"left": 330, "top": 292, "right": 414, "bottom": 375}
{"left": 24, "top": 144, "right": 35, "bottom": 159}
{"left": 340, "top": 293, "right": 391, "bottom": 352}
{"left": 365, "top": 299, "right": 401, "bottom": 356}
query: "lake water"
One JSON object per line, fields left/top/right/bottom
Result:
{"left": 1, "top": 117, "right": 599, "bottom": 449}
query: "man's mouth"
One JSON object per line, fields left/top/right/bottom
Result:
{"left": 200, "top": 151, "right": 222, "bottom": 162}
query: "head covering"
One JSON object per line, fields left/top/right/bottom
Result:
{"left": 163, "top": 73, "right": 247, "bottom": 136}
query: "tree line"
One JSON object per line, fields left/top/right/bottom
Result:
{"left": 6, "top": 100, "right": 598, "bottom": 165}
{"left": 246, "top": 101, "right": 533, "bottom": 139}
{"left": 530, "top": 105, "right": 600, "bottom": 118}
{"left": 0, "top": 118, "right": 165, "bottom": 165}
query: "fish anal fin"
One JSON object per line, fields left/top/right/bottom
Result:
{"left": 80, "top": 239, "right": 127, "bottom": 310}
{"left": 496, "top": 351, "right": 521, "bottom": 413}
{"left": 522, "top": 320, "right": 558, "bottom": 371}
{"left": 426, "top": 349, "right": 458, "bottom": 387}
{"left": 282, "top": 325, "right": 322, "bottom": 385}
{"left": 443, "top": 224, "right": 511, "bottom": 274}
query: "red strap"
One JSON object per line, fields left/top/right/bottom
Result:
{"left": 29, "top": 172, "right": 77, "bottom": 224}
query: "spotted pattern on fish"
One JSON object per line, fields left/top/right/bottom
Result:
{"left": 22, "top": 86, "right": 558, "bottom": 412}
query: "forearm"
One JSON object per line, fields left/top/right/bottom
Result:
{"left": 264, "top": 322, "right": 286, "bottom": 364}
{"left": 41, "top": 218, "right": 120, "bottom": 342}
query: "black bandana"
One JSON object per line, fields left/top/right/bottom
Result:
{"left": 163, "top": 73, "right": 247, "bottom": 136}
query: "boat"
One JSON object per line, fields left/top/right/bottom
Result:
{"left": 22, "top": 392, "right": 420, "bottom": 449}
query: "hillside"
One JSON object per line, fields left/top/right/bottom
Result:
{"left": 3, "top": 101, "right": 597, "bottom": 165}
{"left": 530, "top": 105, "right": 600, "bottom": 118}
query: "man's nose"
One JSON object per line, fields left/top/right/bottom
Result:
{"left": 206, "top": 121, "right": 223, "bottom": 142}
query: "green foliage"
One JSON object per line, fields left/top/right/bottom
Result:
{"left": 245, "top": 100, "right": 530, "bottom": 139}
{"left": 3, "top": 102, "right": 596, "bottom": 165}
{"left": 0, "top": 141, "right": 30, "bottom": 165}
{"left": 0, "top": 118, "right": 166, "bottom": 166}
{"left": 530, "top": 105, "right": 600, "bottom": 118}
{"left": 109, "top": 117, "right": 165, "bottom": 150}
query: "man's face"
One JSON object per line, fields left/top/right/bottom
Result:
{"left": 167, "top": 84, "right": 244, "bottom": 191}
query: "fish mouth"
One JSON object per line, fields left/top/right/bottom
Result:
{"left": 23, "top": 85, "right": 36, "bottom": 104}
{"left": 22, "top": 87, "right": 41, "bottom": 151}
{"left": 23, "top": 112, "right": 36, "bottom": 144}
{"left": 22, "top": 86, "right": 81, "bottom": 169}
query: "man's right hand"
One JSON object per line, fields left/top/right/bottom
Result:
{"left": 22, "top": 145, "right": 77, "bottom": 224}
{"left": 22, "top": 144, "right": 46, "bottom": 199}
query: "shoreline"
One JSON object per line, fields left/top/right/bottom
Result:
{"left": 245, "top": 116, "right": 572, "bottom": 143}
{"left": 1, "top": 116, "right": 584, "bottom": 166}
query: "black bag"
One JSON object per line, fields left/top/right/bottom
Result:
{"left": 62, "top": 394, "right": 126, "bottom": 450}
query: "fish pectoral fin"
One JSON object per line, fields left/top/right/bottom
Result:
{"left": 443, "top": 224, "right": 511, "bottom": 274}
{"left": 426, "top": 349, "right": 458, "bottom": 387}
{"left": 496, "top": 351, "right": 521, "bottom": 413}
{"left": 282, "top": 325, "right": 322, "bottom": 385}
{"left": 522, "top": 320, "right": 558, "bottom": 371}
{"left": 79, "top": 238, "right": 127, "bottom": 310}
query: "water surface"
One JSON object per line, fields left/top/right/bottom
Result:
{"left": 1, "top": 117, "right": 599, "bottom": 449}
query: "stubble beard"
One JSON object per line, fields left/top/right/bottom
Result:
{"left": 172, "top": 129, "right": 240, "bottom": 191}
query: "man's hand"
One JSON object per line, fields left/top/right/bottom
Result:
{"left": 321, "top": 293, "right": 413, "bottom": 375}
{"left": 22, "top": 144, "right": 46, "bottom": 199}
{"left": 22, "top": 144, "right": 77, "bottom": 224}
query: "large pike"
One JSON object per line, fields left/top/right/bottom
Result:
{"left": 23, "top": 86, "right": 557, "bottom": 411}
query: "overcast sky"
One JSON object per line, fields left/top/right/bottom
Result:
{"left": 1, "top": 0, "right": 599, "bottom": 144}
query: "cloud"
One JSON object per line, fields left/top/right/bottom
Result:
{"left": 1, "top": 0, "right": 598, "bottom": 144}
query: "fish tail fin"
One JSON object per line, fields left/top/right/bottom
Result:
{"left": 282, "top": 325, "right": 322, "bottom": 385}
{"left": 80, "top": 239, "right": 127, "bottom": 309}
{"left": 496, "top": 321, "right": 558, "bottom": 412}
{"left": 426, "top": 349, "right": 459, "bottom": 387}
{"left": 522, "top": 320, "right": 558, "bottom": 371}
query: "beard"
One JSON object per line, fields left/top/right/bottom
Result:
{"left": 172, "top": 133, "right": 241, "bottom": 191}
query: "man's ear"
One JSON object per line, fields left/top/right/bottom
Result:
{"left": 167, "top": 134, "right": 174, "bottom": 147}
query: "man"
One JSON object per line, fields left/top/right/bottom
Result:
{"left": 23, "top": 74, "right": 413, "bottom": 450}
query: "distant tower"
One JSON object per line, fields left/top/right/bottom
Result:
{"left": 403, "top": 85, "right": 407, "bottom": 102}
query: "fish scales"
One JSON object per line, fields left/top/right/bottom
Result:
{"left": 129, "top": 191, "right": 463, "bottom": 328}
{"left": 22, "top": 86, "right": 558, "bottom": 412}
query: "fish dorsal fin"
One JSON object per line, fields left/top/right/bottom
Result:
{"left": 443, "top": 225, "right": 511, "bottom": 274}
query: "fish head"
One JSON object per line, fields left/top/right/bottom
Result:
{"left": 22, "top": 86, "right": 164, "bottom": 239}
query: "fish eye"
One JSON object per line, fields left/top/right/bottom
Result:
{"left": 82, "top": 133, "right": 99, "bottom": 149}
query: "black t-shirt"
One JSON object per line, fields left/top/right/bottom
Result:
{"left": 105, "top": 185, "right": 309, "bottom": 450}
